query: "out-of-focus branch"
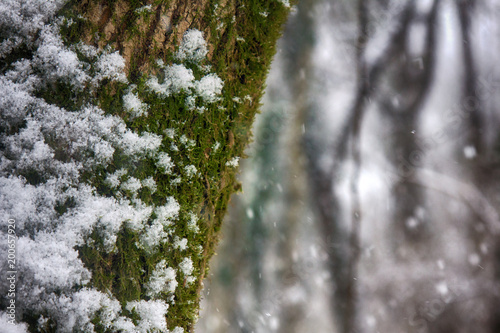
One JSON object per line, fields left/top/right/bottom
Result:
{"left": 343, "top": 0, "right": 369, "bottom": 332}
{"left": 408, "top": 169, "right": 500, "bottom": 234}
{"left": 383, "top": 0, "right": 440, "bottom": 246}
{"left": 457, "top": 0, "right": 484, "bottom": 155}
{"left": 331, "top": 0, "right": 416, "bottom": 175}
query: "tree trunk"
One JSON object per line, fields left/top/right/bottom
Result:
{"left": 0, "top": 0, "right": 291, "bottom": 332}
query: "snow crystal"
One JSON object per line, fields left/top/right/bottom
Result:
{"left": 145, "top": 260, "right": 178, "bottom": 297}
{"left": 170, "top": 143, "right": 179, "bottom": 151}
{"left": 146, "top": 76, "right": 168, "bottom": 96}
{"left": 366, "top": 316, "right": 376, "bottom": 328}
{"left": 164, "top": 128, "right": 176, "bottom": 139}
{"left": 93, "top": 140, "right": 115, "bottom": 162}
{"left": 171, "top": 327, "right": 185, "bottom": 333}
{"left": 277, "top": 0, "right": 291, "bottom": 8}
{"left": 135, "top": 4, "right": 152, "bottom": 14}
{"left": 179, "top": 257, "right": 194, "bottom": 276}
{"left": 146, "top": 64, "right": 195, "bottom": 97}
{"left": 405, "top": 216, "right": 419, "bottom": 229}
{"left": 185, "top": 95, "right": 197, "bottom": 111}
{"left": 226, "top": 157, "right": 240, "bottom": 167}
{"left": 121, "top": 131, "right": 162, "bottom": 157}
{"left": 185, "top": 165, "right": 199, "bottom": 178}
{"left": 113, "top": 317, "right": 136, "bottom": 332}
{"left": 195, "top": 73, "right": 224, "bottom": 103}
{"left": 123, "top": 91, "right": 148, "bottom": 118}
{"left": 142, "top": 176, "right": 157, "bottom": 193}
{"left": 94, "top": 51, "right": 128, "bottom": 84}
{"left": 170, "top": 177, "right": 182, "bottom": 186}
{"left": 187, "top": 212, "right": 199, "bottom": 233}
{"left": 106, "top": 169, "right": 127, "bottom": 189}
{"left": 125, "top": 300, "right": 169, "bottom": 333}
{"left": 139, "top": 220, "right": 169, "bottom": 252}
{"left": 165, "top": 64, "right": 195, "bottom": 94}
{"left": 35, "top": 26, "right": 89, "bottom": 88}
{"left": 121, "top": 177, "right": 142, "bottom": 194}
{"left": 173, "top": 236, "right": 188, "bottom": 250}
{"left": 125, "top": 199, "right": 153, "bottom": 231}
{"left": 480, "top": 242, "right": 488, "bottom": 254}
{"left": 157, "top": 152, "right": 175, "bottom": 174}
{"left": 138, "top": 199, "right": 179, "bottom": 251}
{"left": 155, "top": 197, "right": 180, "bottom": 224}
{"left": 247, "top": 208, "right": 254, "bottom": 219}
{"left": 76, "top": 42, "right": 98, "bottom": 58}
{"left": 176, "top": 29, "right": 208, "bottom": 62}
{"left": 180, "top": 134, "right": 196, "bottom": 148}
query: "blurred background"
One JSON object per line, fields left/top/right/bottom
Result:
{"left": 196, "top": 0, "right": 500, "bottom": 332}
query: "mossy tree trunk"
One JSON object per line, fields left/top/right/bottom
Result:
{"left": 71, "top": 0, "right": 290, "bottom": 331}
{"left": 0, "top": 0, "right": 290, "bottom": 332}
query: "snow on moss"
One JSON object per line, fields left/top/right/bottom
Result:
{"left": 138, "top": 219, "right": 169, "bottom": 252}
{"left": 226, "top": 156, "right": 240, "bottom": 167}
{"left": 94, "top": 51, "right": 128, "bottom": 84}
{"left": 105, "top": 169, "right": 128, "bottom": 189}
{"left": 0, "top": 1, "right": 187, "bottom": 327}
{"left": 0, "top": 0, "right": 67, "bottom": 58}
{"left": 123, "top": 91, "right": 148, "bottom": 118}
{"left": 187, "top": 212, "right": 199, "bottom": 233}
{"left": 157, "top": 152, "right": 175, "bottom": 174}
{"left": 142, "top": 176, "right": 157, "bottom": 193}
{"left": 125, "top": 300, "right": 169, "bottom": 333}
{"left": 173, "top": 236, "right": 188, "bottom": 250}
{"left": 175, "top": 29, "right": 208, "bottom": 62}
{"left": 179, "top": 257, "right": 194, "bottom": 276}
{"left": 155, "top": 197, "right": 181, "bottom": 224}
{"left": 147, "top": 29, "right": 224, "bottom": 111}
{"left": 145, "top": 260, "right": 178, "bottom": 297}
{"left": 184, "top": 164, "right": 199, "bottom": 178}
{"left": 0, "top": 3, "right": 228, "bottom": 330}
{"left": 165, "top": 64, "right": 195, "bottom": 93}
{"left": 146, "top": 64, "right": 194, "bottom": 97}
{"left": 35, "top": 25, "right": 89, "bottom": 88}
{"left": 179, "top": 257, "right": 196, "bottom": 285}
{"left": 179, "top": 134, "right": 196, "bottom": 149}
{"left": 120, "top": 177, "right": 142, "bottom": 195}
{"left": 194, "top": 73, "right": 224, "bottom": 103}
